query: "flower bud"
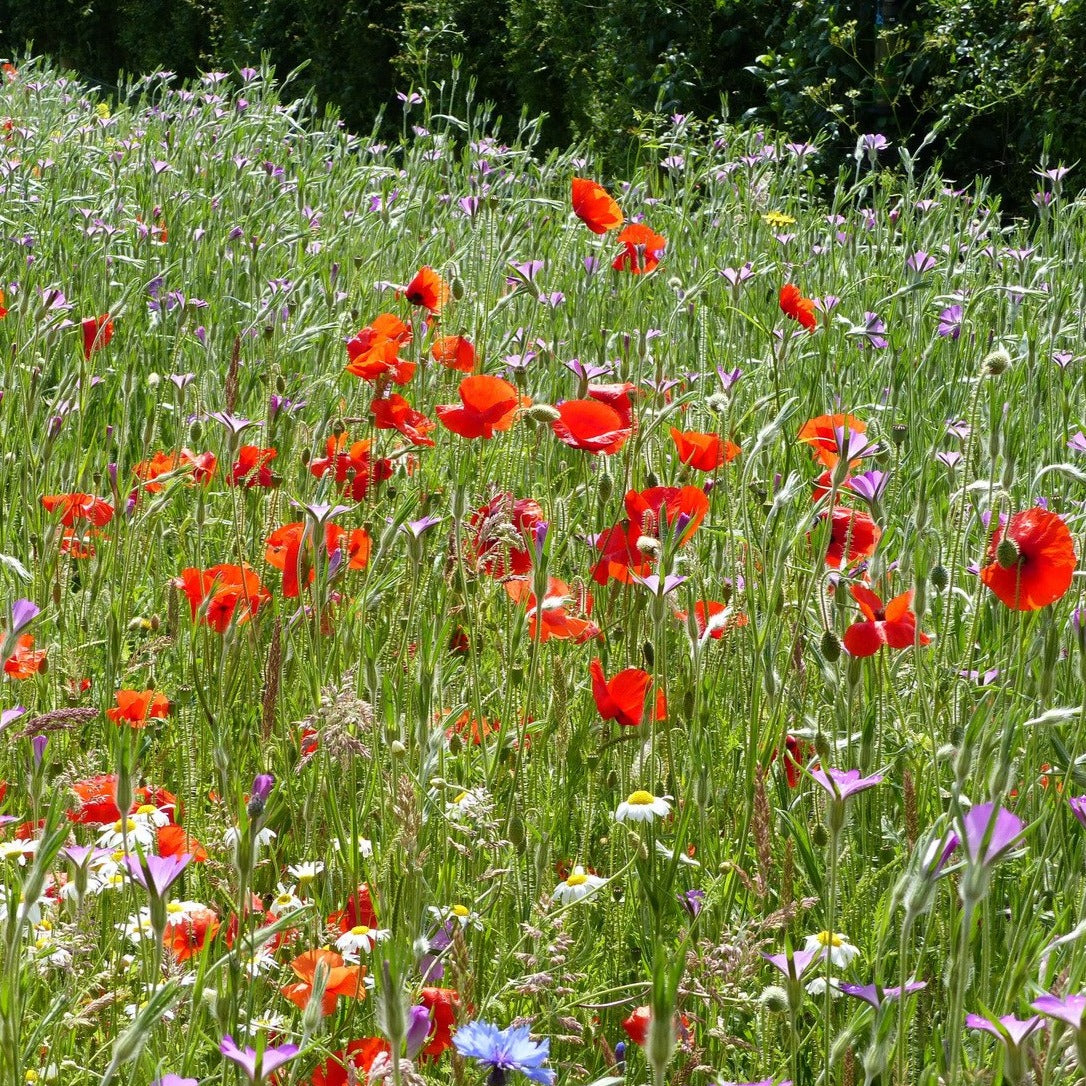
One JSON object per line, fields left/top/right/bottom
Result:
{"left": 820, "top": 629, "right": 841, "bottom": 662}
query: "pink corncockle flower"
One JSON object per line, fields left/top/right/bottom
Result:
{"left": 810, "top": 767, "right": 884, "bottom": 801}
{"left": 839, "top": 981, "right": 926, "bottom": 1009}
{"left": 966, "top": 1012, "right": 1044, "bottom": 1047}
{"left": 763, "top": 948, "right": 823, "bottom": 983}
{"left": 220, "top": 1036, "right": 300, "bottom": 1083}
{"left": 1070, "top": 795, "right": 1086, "bottom": 829}
{"left": 125, "top": 852, "right": 191, "bottom": 896}
{"left": 958, "top": 803, "right": 1025, "bottom": 867}
{"left": 1031, "top": 993, "right": 1086, "bottom": 1031}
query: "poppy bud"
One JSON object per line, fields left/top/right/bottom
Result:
{"left": 930, "top": 564, "right": 949, "bottom": 591}
{"left": 299, "top": 448, "right": 310, "bottom": 466}
{"left": 811, "top": 823, "right": 829, "bottom": 847}
{"left": 598, "top": 470, "right": 614, "bottom": 502}
{"left": 147, "top": 371, "right": 161, "bottom": 387}
{"left": 451, "top": 277, "right": 465, "bottom": 300}
{"left": 913, "top": 577, "right": 927, "bottom": 620}
{"left": 982, "top": 347, "right": 1012, "bottom": 376}
{"left": 524, "top": 404, "right": 561, "bottom": 423}
{"left": 820, "top": 629, "right": 841, "bottom": 662}
{"left": 332, "top": 418, "right": 346, "bottom": 438}
{"left": 508, "top": 813, "right": 526, "bottom": 848}
{"left": 606, "top": 769, "right": 619, "bottom": 791}
{"left": 760, "top": 985, "right": 790, "bottom": 1013}
{"left": 642, "top": 640, "right": 654, "bottom": 668}
{"left": 447, "top": 733, "right": 462, "bottom": 755}
{"left": 275, "top": 374, "right": 287, "bottom": 394}
{"left": 389, "top": 740, "right": 406, "bottom": 755}
{"left": 646, "top": 471, "right": 660, "bottom": 489}
{"left": 188, "top": 419, "right": 202, "bottom": 444}
{"left": 891, "top": 423, "right": 908, "bottom": 447}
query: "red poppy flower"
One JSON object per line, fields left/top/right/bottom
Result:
{"left": 770, "top": 735, "right": 812, "bottom": 788}
{"left": 622, "top": 1007, "right": 651, "bottom": 1046}
{"left": 0, "top": 289, "right": 6, "bottom": 319}
{"left": 980, "top": 507, "right": 1077, "bottom": 610}
{"left": 133, "top": 449, "right": 217, "bottom": 493}
{"left": 779, "top": 284, "right": 816, "bottom": 332}
{"left": 419, "top": 987, "right": 461, "bottom": 1058}
{"left": 820, "top": 507, "right": 881, "bottom": 568}
{"left": 469, "top": 494, "right": 547, "bottom": 577}
{"left": 505, "top": 577, "right": 602, "bottom": 642}
{"left": 405, "top": 266, "right": 451, "bottom": 313}
{"left": 587, "top": 382, "right": 639, "bottom": 428}
{"left": 166, "top": 906, "right": 219, "bottom": 961}
{"left": 551, "top": 400, "right": 631, "bottom": 454}
{"left": 173, "top": 564, "right": 270, "bottom": 632}
{"left": 328, "top": 884, "right": 380, "bottom": 933}
{"left": 106, "top": 688, "right": 170, "bottom": 728}
{"left": 3, "top": 635, "right": 46, "bottom": 679}
{"left": 370, "top": 392, "right": 436, "bottom": 446}
{"left": 590, "top": 658, "right": 666, "bottom": 727}
{"left": 670, "top": 428, "right": 741, "bottom": 471}
{"left": 590, "top": 520, "right": 653, "bottom": 585}
{"left": 612, "top": 223, "right": 666, "bottom": 274}
{"left": 625, "top": 486, "right": 709, "bottom": 545}
{"left": 41, "top": 493, "right": 114, "bottom": 527}
{"left": 842, "top": 586, "right": 932, "bottom": 656}
{"left": 431, "top": 335, "right": 476, "bottom": 372}
{"left": 572, "top": 177, "right": 624, "bottom": 234}
{"left": 435, "top": 375, "right": 528, "bottom": 439}
{"left": 265, "top": 522, "right": 371, "bottom": 597}
{"left": 230, "top": 445, "right": 278, "bottom": 488}
{"left": 798, "top": 413, "right": 867, "bottom": 470}
{"left": 157, "top": 822, "right": 208, "bottom": 862}
{"left": 282, "top": 949, "right": 366, "bottom": 1015}
{"left": 675, "top": 600, "right": 748, "bottom": 639}
{"left": 81, "top": 314, "right": 113, "bottom": 359}
{"left": 346, "top": 313, "right": 416, "bottom": 385}
{"left": 310, "top": 435, "right": 393, "bottom": 502}
{"left": 311, "top": 1039, "right": 391, "bottom": 1086}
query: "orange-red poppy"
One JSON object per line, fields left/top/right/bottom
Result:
{"left": 346, "top": 313, "right": 415, "bottom": 385}
{"left": 843, "top": 586, "right": 931, "bottom": 656}
{"left": 625, "top": 485, "right": 709, "bottom": 545}
{"left": 281, "top": 949, "right": 366, "bottom": 1016}
{"left": 675, "top": 600, "right": 748, "bottom": 639}
{"left": 106, "top": 688, "right": 170, "bottom": 728}
{"left": 469, "top": 494, "right": 546, "bottom": 578}
{"left": 311, "top": 1039, "right": 391, "bottom": 1086}
{"left": 590, "top": 658, "right": 666, "bottom": 727}
{"left": 157, "top": 822, "right": 208, "bottom": 862}
{"left": 505, "top": 577, "right": 602, "bottom": 642}
{"left": 980, "top": 508, "right": 1077, "bottom": 610}
{"left": 328, "top": 884, "right": 379, "bottom": 933}
{"left": 670, "top": 428, "right": 741, "bottom": 471}
{"left": 798, "top": 413, "right": 867, "bottom": 470}
{"left": 779, "top": 284, "right": 816, "bottom": 332}
{"left": 310, "top": 434, "right": 393, "bottom": 502}
{"left": 612, "top": 223, "right": 666, "bottom": 274}
{"left": 81, "top": 314, "right": 113, "bottom": 359}
{"left": 0, "top": 289, "right": 7, "bottom": 319}
{"left": 265, "top": 522, "right": 371, "bottom": 597}
{"left": 3, "top": 634, "right": 46, "bottom": 679}
{"left": 370, "top": 393, "right": 436, "bottom": 446}
{"left": 41, "top": 493, "right": 114, "bottom": 527}
{"left": 551, "top": 400, "right": 631, "bottom": 454}
{"left": 419, "top": 987, "right": 461, "bottom": 1058}
{"left": 229, "top": 445, "right": 278, "bottom": 488}
{"left": 820, "top": 507, "right": 881, "bottom": 568}
{"left": 572, "top": 177, "right": 623, "bottom": 234}
{"left": 587, "top": 382, "right": 639, "bottom": 427}
{"left": 405, "top": 267, "right": 451, "bottom": 313}
{"left": 431, "top": 335, "right": 475, "bottom": 372}
{"left": 590, "top": 520, "right": 653, "bottom": 586}
{"left": 173, "top": 564, "right": 270, "bottom": 632}
{"left": 435, "top": 375, "right": 528, "bottom": 439}
{"left": 133, "top": 449, "right": 217, "bottom": 492}
{"left": 166, "top": 906, "right": 219, "bottom": 961}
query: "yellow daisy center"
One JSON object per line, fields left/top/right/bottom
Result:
{"left": 351, "top": 925, "right": 371, "bottom": 936}
{"left": 567, "top": 872, "right": 588, "bottom": 887}
{"left": 627, "top": 790, "right": 654, "bottom": 805}
{"left": 452, "top": 904, "right": 470, "bottom": 918}
{"left": 816, "top": 930, "right": 843, "bottom": 947}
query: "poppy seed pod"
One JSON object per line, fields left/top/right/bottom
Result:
{"left": 891, "top": 423, "right": 908, "bottom": 447}
{"left": 451, "top": 276, "right": 465, "bottom": 300}
{"left": 598, "top": 470, "right": 614, "bottom": 502}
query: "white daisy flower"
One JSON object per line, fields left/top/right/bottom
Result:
{"left": 287, "top": 860, "right": 324, "bottom": 888}
{"left": 804, "top": 931, "right": 860, "bottom": 968}
{"left": 551, "top": 865, "right": 606, "bottom": 905}
{"left": 335, "top": 924, "right": 391, "bottom": 956}
{"left": 333, "top": 835, "right": 374, "bottom": 859}
{"left": 615, "top": 790, "right": 672, "bottom": 823}
{"left": 269, "top": 883, "right": 304, "bottom": 915}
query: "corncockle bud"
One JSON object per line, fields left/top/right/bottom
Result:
{"left": 31, "top": 734, "right": 47, "bottom": 767}
{"left": 247, "top": 773, "right": 274, "bottom": 820}
{"left": 406, "top": 1005, "right": 432, "bottom": 1059}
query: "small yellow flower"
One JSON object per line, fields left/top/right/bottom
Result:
{"left": 762, "top": 210, "right": 797, "bottom": 228}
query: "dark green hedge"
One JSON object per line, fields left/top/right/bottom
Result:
{"left": 1, "top": 0, "right": 1084, "bottom": 207}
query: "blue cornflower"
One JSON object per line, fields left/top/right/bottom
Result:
{"left": 454, "top": 1021, "right": 555, "bottom": 1086}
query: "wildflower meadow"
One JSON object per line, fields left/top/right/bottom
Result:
{"left": 3, "top": 55, "right": 1086, "bottom": 1086}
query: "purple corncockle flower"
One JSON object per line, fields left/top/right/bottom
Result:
{"left": 1031, "top": 993, "right": 1086, "bottom": 1031}
{"left": 629, "top": 573, "right": 687, "bottom": 596}
{"left": 220, "top": 1036, "right": 300, "bottom": 1083}
{"left": 269, "top": 394, "right": 305, "bottom": 418}
{"left": 763, "top": 948, "right": 822, "bottom": 983}
{"left": 151, "top": 1077, "right": 199, "bottom": 1086}
{"left": 458, "top": 196, "right": 480, "bottom": 218}
{"left": 406, "top": 1004, "right": 433, "bottom": 1059}
{"left": 208, "top": 411, "right": 259, "bottom": 437}
{"left": 249, "top": 773, "right": 275, "bottom": 817}
{"left": 1039, "top": 165, "right": 1071, "bottom": 183}
{"left": 62, "top": 844, "right": 99, "bottom": 867}
{"left": 852, "top": 313, "right": 888, "bottom": 349}
{"left": 508, "top": 260, "right": 544, "bottom": 284}
{"left": 845, "top": 470, "right": 889, "bottom": 504}
{"left": 293, "top": 500, "right": 352, "bottom": 527}
{"left": 642, "top": 376, "right": 681, "bottom": 395}
{"left": 717, "top": 365, "right": 742, "bottom": 390}
{"left": 677, "top": 888, "right": 705, "bottom": 918}
{"left": 1069, "top": 795, "right": 1086, "bottom": 829}
{"left": 31, "top": 734, "right": 47, "bottom": 766}
{"left": 1053, "top": 351, "right": 1075, "bottom": 369}
{"left": 125, "top": 851, "right": 191, "bottom": 895}
{"left": 454, "top": 1021, "right": 555, "bottom": 1085}
{"left": 937, "top": 305, "right": 963, "bottom": 339}
{"left": 958, "top": 802, "right": 1025, "bottom": 867}
{"left": 531, "top": 521, "right": 548, "bottom": 562}
{"left": 936, "top": 451, "right": 963, "bottom": 469}
{"left": 907, "top": 251, "right": 936, "bottom": 275}
{"left": 720, "top": 263, "right": 753, "bottom": 288}
{"left": 402, "top": 515, "right": 443, "bottom": 541}
{"left": 813, "top": 295, "right": 840, "bottom": 314}
{"left": 565, "top": 358, "right": 612, "bottom": 381}
{"left": 538, "top": 291, "right": 564, "bottom": 308}
{"left": 832, "top": 426, "right": 879, "bottom": 463}
{"left": 8, "top": 599, "right": 40, "bottom": 637}
{"left": 958, "top": 667, "right": 1001, "bottom": 686}
{"left": 860, "top": 134, "right": 889, "bottom": 154}
{"left": 810, "top": 767, "right": 884, "bottom": 801}
{"left": 168, "top": 373, "right": 196, "bottom": 391}
{"left": 1069, "top": 432, "right": 1086, "bottom": 454}
{"left": 583, "top": 255, "right": 600, "bottom": 275}
{"left": 1, "top": 706, "right": 26, "bottom": 731}
{"left": 966, "top": 1012, "right": 1044, "bottom": 1047}
{"left": 839, "top": 981, "right": 926, "bottom": 1009}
